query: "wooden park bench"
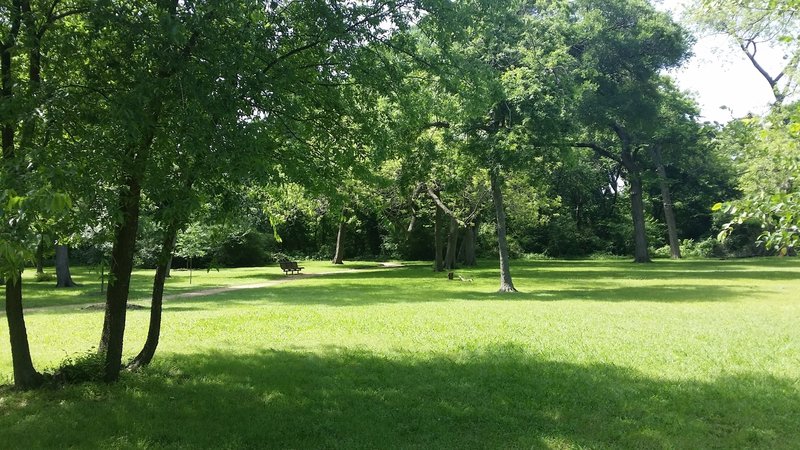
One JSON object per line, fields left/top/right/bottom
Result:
{"left": 279, "top": 260, "right": 304, "bottom": 275}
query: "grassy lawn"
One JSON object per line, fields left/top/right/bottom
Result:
{"left": 1, "top": 258, "right": 798, "bottom": 448}
{"left": 16, "top": 260, "right": 378, "bottom": 309}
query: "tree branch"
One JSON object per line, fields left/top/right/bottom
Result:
{"left": 572, "top": 142, "right": 620, "bottom": 163}
{"left": 426, "top": 185, "right": 466, "bottom": 227}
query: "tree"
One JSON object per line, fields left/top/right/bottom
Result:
{"left": 1, "top": 0, "right": 84, "bottom": 389}
{"left": 571, "top": 0, "right": 692, "bottom": 262}
{"left": 408, "top": 0, "right": 579, "bottom": 291}
{"left": 689, "top": 0, "right": 800, "bottom": 253}
{"left": 715, "top": 105, "right": 800, "bottom": 253}
{"left": 124, "top": 0, "right": 433, "bottom": 373}
{"left": 689, "top": 0, "right": 800, "bottom": 107}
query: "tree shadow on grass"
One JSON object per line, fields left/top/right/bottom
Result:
{"left": 1, "top": 344, "right": 797, "bottom": 448}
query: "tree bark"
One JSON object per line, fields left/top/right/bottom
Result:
{"left": 332, "top": 217, "right": 346, "bottom": 264}
{"left": 433, "top": 201, "right": 444, "bottom": 272}
{"left": 5, "top": 277, "right": 43, "bottom": 389}
{"left": 650, "top": 146, "right": 681, "bottom": 259}
{"left": 35, "top": 237, "right": 44, "bottom": 275}
{"left": 55, "top": 245, "right": 78, "bottom": 287}
{"left": 444, "top": 216, "right": 459, "bottom": 270}
{"left": 460, "top": 223, "right": 478, "bottom": 267}
{"left": 627, "top": 171, "right": 651, "bottom": 263}
{"left": 99, "top": 176, "right": 142, "bottom": 382}
{"left": 490, "top": 170, "right": 517, "bottom": 292}
{"left": 164, "top": 232, "right": 177, "bottom": 278}
{"left": 615, "top": 125, "right": 650, "bottom": 263}
{"left": 128, "top": 222, "right": 180, "bottom": 370}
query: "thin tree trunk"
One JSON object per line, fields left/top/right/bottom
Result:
{"left": 5, "top": 277, "right": 43, "bottom": 389}
{"left": 490, "top": 170, "right": 516, "bottom": 292}
{"left": 332, "top": 218, "right": 346, "bottom": 264}
{"left": 100, "top": 260, "right": 106, "bottom": 294}
{"left": 165, "top": 233, "right": 177, "bottom": 278}
{"left": 433, "top": 202, "right": 444, "bottom": 272}
{"left": 99, "top": 176, "right": 142, "bottom": 382}
{"left": 650, "top": 146, "right": 681, "bottom": 259}
{"left": 35, "top": 237, "right": 44, "bottom": 275}
{"left": 55, "top": 245, "right": 78, "bottom": 287}
{"left": 444, "top": 216, "right": 459, "bottom": 270}
{"left": 128, "top": 222, "right": 180, "bottom": 370}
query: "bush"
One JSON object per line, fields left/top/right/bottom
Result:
{"left": 653, "top": 237, "right": 739, "bottom": 259}
{"left": 34, "top": 271, "right": 55, "bottom": 282}
{"left": 47, "top": 350, "right": 105, "bottom": 384}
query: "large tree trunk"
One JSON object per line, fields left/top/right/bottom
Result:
{"left": 99, "top": 176, "right": 142, "bottom": 382}
{"left": 433, "top": 201, "right": 444, "bottom": 272}
{"left": 55, "top": 245, "right": 78, "bottom": 287}
{"left": 650, "top": 146, "right": 681, "bottom": 259}
{"left": 490, "top": 170, "right": 517, "bottom": 292}
{"left": 460, "top": 223, "right": 478, "bottom": 267}
{"left": 5, "top": 277, "right": 43, "bottom": 389}
{"left": 444, "top": 216, "right": 459, "bottom": 270}
{"left": 128, "top": 222, "right": 180, "bottom": 370}
{"left": 628, "top": 172, "right": 651, "bottom": 263}
{"left": 616, "top": 125, "right": 650, "bottom": 263}
{"left": 332, "top": 218, "right": 346, "bottom": 265}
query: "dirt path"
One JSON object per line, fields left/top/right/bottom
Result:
{"left": 26, "top": 263, "right": 404, "bottom": 314}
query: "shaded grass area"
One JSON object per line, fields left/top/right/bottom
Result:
{"left": 18, "top": 260, "right": 378, "bottom": 309}
{"left": 1, "top": 258, "right": 799, "bottom": 448}
{"left": 2, "top": 346, "right": 798, "bottom": 449}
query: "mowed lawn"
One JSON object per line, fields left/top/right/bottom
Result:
{"left": 1, "top": 258, "right": 798, "bottom": 449}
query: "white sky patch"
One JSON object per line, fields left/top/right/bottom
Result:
{"left": 654, "top": 0, "right": 783, "bottom": 123}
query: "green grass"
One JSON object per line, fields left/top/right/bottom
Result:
{"left": 17, "top": 260, "right": 376, "bottom": 309}
{"left": 1, "top": 258, "right": 799, "bottom": 449}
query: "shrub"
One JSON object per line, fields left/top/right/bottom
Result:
{"left": 47, "top": 350, "right": 105, "bottom": 385}
{"left": 34, "top": 271, "right": 55, "bottom": 282}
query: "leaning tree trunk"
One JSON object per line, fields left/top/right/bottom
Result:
{"left": 5, "top": 277, "right": 43, "bottom": 389}
{"left": 99, "top": 176, "right": 142, "bottom": 382}
{"left": 332, "top": 218, "right": 346, "bottom": 265}
{"left": 433, "top": 201, "right": 445, "bottom": 272}
{"left": 55, "top": 245, "right": 78, "bottom": 287}
{"left": 128, "top": 221, "right": 180, "bottom": 370}
{"left": 444, "top": 216, "right": 459, "bottom": 270}
{"left": 165, "top": 233, "right": 177, "bottom": 278}
{"left": 650, "top": 146, "right": 681, "bottom": 259}
{"left": 490, "top": 170, "right": 517, "bottom": 292}
{"left": 627, "top": 172, "right": 651, "bottom": 263}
